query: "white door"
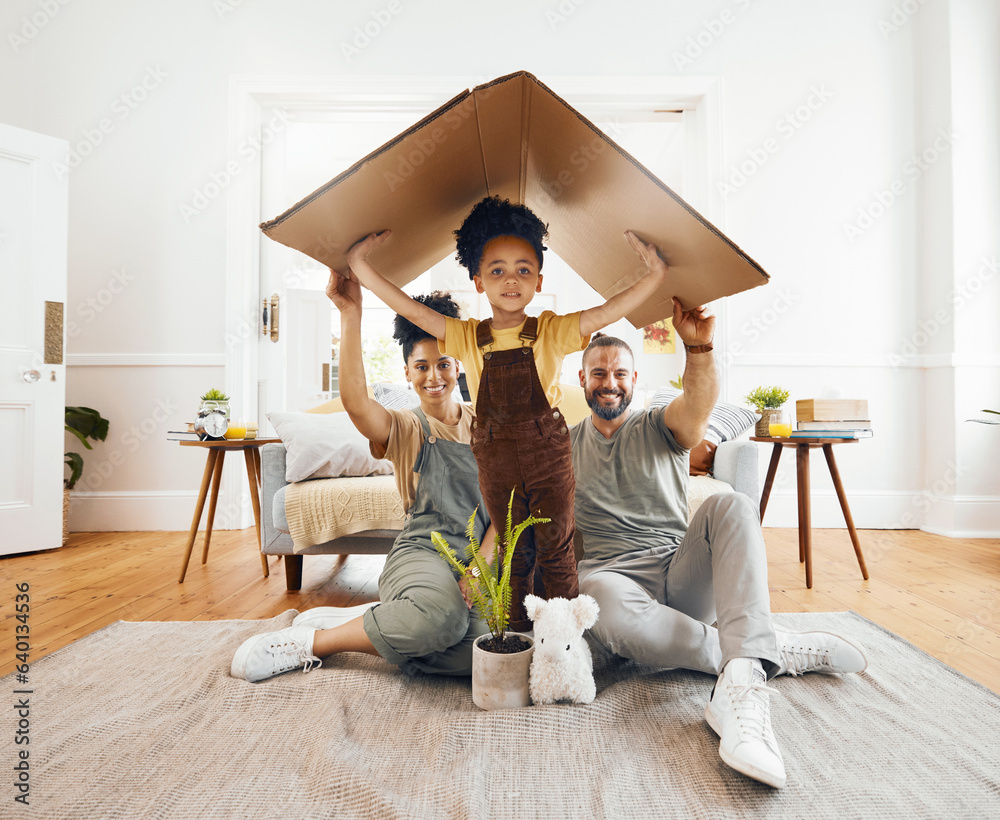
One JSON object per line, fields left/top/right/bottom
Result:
{"left": 0, "top": 123, "right": 68, "bottom": 555}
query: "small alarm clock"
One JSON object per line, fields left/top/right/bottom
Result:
{"left": 194, "top": 409, "right": 228, "bottom": 440}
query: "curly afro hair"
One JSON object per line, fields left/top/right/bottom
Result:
{"left": 453, "top": 196, "right": 548, "bottom": 280}
{"left": 392, "top": 291, "right": 462, "bottom": 364}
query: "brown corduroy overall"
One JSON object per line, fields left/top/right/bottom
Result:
{"left": 470, "top": 316, "right": 579, "bottom": 632}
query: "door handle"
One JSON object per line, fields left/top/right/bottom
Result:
{"left": 269, "top": 294, "right": 279, "bottom": 343}
{"left": 22, "top": 369, "right": 41, "bottom": 383}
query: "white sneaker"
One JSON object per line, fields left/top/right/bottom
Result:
{"left": 705, "top": 658, "right": 786, "bottom": 789}
{"left": 292, "top": 603, "right": 375, "bottom": 631}
{"left": 775, "top": 630, "right": 868, "bottom": 676}
{"left": 230, "top": 626, "right": 321, "bottom": 683}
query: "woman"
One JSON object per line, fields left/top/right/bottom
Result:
{"left": 231, "top": 270, "right": 494, "bottom": 682}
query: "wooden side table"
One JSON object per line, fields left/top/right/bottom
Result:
{"left": 177, "top": 438, "right": 280, "bottom": 583}
{"left": 751, "top": 436, "right": 870, "bottom": 589}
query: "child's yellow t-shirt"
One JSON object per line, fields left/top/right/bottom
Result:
{"left": 442, "top": 311, "right": 589, "bottom": 412}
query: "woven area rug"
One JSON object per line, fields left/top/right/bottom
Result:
{"left": 4, "top": 611, "right": 998, "bottom": 819}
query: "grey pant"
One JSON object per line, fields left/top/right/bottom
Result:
{"left": 363, "top": 545, "right": 490, "bottom": 677}
{"left": 578, "top": 493, "right": 781, "bottom": 676}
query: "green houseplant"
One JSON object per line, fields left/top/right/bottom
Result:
{"left": 65, "top": 406, "right": 110, "bottom": 490}
{"left": 64, "top": 405, "right": 110, "bottom": 546}
{"left": 744, "top": 385, "right": 791, "bottom": 436}
{"left": 199, "top": 388, "right": 230, "bottom": 415}
{"left": 433, "top": 489, "right": 550, "bottom": 710}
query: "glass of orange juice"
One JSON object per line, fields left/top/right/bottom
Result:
{"left": 768, "top": 409, "right": 792, "bottom": 438}
{"left": 224, "top": 418, "right": 247, "bottom": 440}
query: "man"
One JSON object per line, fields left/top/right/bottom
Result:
{"left": 568, "top": 290, "right": 867, "bottom": 789}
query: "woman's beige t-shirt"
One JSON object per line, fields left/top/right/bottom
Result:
{"left": 370, "top": 403, "right": 476, "bottom": 512}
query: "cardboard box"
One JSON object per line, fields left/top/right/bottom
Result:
{"left": 260, "top": 71, "right": 769, "bottom": 329}
{"left": 796, "top": 399, "right": 870, "bottom": 422}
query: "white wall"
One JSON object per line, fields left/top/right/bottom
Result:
{"left": 2, "top": 0, "right": 996, "bottom": 535}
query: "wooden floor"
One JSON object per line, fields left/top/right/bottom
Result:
{"left": 2, "top": 527, "right": 998, "bottom": 693}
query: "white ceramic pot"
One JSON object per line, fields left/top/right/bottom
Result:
{"left": 471, "top": 632, "right": 534, "bottom": 711}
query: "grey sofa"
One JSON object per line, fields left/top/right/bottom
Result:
{"left": 261, "top": 439, "right": 759, "bottom": 592}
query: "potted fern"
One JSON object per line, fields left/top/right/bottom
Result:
{"left": 433, "top": 489, "right": 550, "bottom": 710}
{"left": 744, "top": 385, "right": 791, "bottom": 436}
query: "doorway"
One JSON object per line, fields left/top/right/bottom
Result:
{"left": 219, "top": 75, "right": 722, "bottom": 527}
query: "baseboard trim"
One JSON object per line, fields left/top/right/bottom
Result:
{"left": 759, "top": 489, "right": 920, "bottom": 530}
{"left": 67, "top": 489, "right": 1000, "bottom": 538}
{"left": 67, "top": 490, "right": 254, "bottom": 532}
{"left": 920, "top": 493, "right": 1000, "bottom": 539}
{"left": 762, "top": 489, "right": 1000, "bottom": 538}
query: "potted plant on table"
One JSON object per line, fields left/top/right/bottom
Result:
{"left": 433, "top": 489, "right": 550, "bottom": 710}
{"left": 744, "top": 385, "right": 791, "bottom": 437}
{"left": 64, "top": 406, "right": 110, "bottom": 543}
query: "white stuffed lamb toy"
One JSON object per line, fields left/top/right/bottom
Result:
{"left": 524, "top": 593, "right": 600, "bottom": 705}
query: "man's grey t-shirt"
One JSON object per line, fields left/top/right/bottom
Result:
{"left": 569, "top": 407, "right": 690, "bottom": 562}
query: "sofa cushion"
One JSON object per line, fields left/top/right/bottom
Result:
{"left": 648, "top": 387, "right": 757, "bottom": 445}
{"left": 688, "top": 439, "right": 717, "bottom": 476}
{"left": 267, "top": 411, "right": 393, "bottom": 483}
{"left": 687, "top": 475, "right": 735, "bottom": 520}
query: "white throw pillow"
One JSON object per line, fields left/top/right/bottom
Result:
{"left": 648, "top": 387, "right": 758, "bottom": 445}
{"left": 267, "top": 411, "right": 393, "bottom": 483}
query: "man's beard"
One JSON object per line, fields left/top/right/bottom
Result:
{"left": 586, "top": 388, "right": 633, "bottom": 421}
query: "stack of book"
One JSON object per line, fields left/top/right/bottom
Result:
{"left": 792, "top": 399, "right": 873, "bottom": 438}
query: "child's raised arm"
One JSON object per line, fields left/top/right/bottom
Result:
{"left": 579, "top": 230, "right": 669, "bottom": 336}
{"left": 346, "top": 231, "right": 448, "bottom": 341}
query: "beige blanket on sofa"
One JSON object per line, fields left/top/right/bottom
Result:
{"left": 285, "top": 475, "right": 406, "bottom": 552}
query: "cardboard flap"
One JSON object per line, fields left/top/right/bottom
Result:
{"left": 260, "top": 71, "right": 769, "bottom": 328}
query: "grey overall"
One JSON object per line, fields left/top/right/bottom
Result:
{"left": 361, "top": 407, "right": 491, "bottom": 676}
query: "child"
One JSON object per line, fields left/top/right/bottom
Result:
{"left": 346, "top": 196, "right": 667, "bottom": 631}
